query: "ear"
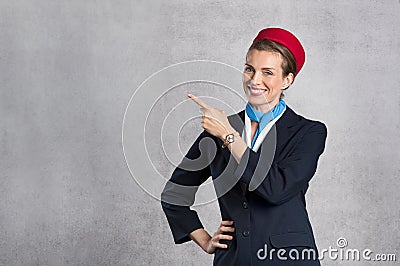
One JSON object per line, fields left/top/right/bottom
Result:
{"left": 282, "top": 73, "right": 294, "bottom": 89}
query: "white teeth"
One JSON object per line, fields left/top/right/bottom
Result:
{"left": 249, "top": 87, "right": 266, "bottom": 94}
{"left": 248, "top": 86, "right": 267, "bottom": 94}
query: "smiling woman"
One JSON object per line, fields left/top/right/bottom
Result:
{"left": 161, "top": 27, "right": 327, "bottom": 266}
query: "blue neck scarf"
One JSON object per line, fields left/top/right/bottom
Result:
{"left": 246, "top": 99, "right": 286, "bottom": 148}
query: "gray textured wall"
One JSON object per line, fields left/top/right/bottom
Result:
{"left": 1, "top": 0, "right": 399, "bottom": 265}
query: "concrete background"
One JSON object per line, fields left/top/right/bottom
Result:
{"left": 1, "top": 0, "right": 399, "bottom": 265}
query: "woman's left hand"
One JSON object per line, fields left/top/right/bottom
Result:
{"left": 188, "top": 94, "right": 233, "bottom": 140}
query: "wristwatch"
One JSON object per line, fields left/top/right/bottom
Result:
{"left": 221, "top": 131, "right": 239, "bottom": 148}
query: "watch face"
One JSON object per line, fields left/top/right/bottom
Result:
{"left": 226, "top": 133, "right": 235, "bottom": 143}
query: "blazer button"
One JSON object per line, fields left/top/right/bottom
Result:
{"left": 242, "top": 231, "right": 250, "bottom": 237}
{"left": 242, "top": 201, "right": 248, "bottom": 209}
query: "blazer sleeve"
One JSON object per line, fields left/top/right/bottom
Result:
{"left": 234, "top": 121, "right": 327, "bottom": 205}
{"left": 161, "top": 130, "right": 212, "bottom": 244}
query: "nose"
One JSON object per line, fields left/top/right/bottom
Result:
{"left": 251, "top": 71, "right": 262, "bottom": 86}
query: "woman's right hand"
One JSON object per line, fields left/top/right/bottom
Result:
{"left": 204, "top": 220, "right": 235, "bottom": 254}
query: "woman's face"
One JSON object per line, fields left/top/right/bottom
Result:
{"left": 243, "top": 49, "right": 293, "bottom": 112}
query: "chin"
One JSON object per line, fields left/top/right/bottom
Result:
{"left": 247, "top": 96, "right": 280, "bottom": 111}
{"left": 248, "top": 98, "right": 266, "bottom": 104}
{"left": 246, "top": 93, "right": 269, "bottom": 105}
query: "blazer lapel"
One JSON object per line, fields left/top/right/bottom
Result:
{"left": 274, "top": 106, "right": 300, "bottom": 154}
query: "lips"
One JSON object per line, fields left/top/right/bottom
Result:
{"left": 248, "top": 86, "right": 268, "bottom": 96}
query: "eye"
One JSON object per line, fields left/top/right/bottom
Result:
{"left": 264, "top": 71, "right": 273, "bottom": 76}
{"left": 244, "top": 66, "right": 254, "bottom": 73}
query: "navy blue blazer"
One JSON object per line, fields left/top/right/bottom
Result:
{"left": 161, "top": 105, "right": 327, "bottom": 265}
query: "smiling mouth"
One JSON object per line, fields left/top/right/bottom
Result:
{"left": 248, "top": 86, "right": 268, "bottom": 96}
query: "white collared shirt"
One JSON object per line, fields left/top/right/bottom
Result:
{"left": 241, "top": 105, "right": 287, "bottom": 152}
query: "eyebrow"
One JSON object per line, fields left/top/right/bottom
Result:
{"left": 244, "top": 63, "right": 276, "bottom": 70}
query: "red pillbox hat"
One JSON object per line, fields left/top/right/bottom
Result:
{"left": 253, "top": 28, "right": 305, "bottom": 75}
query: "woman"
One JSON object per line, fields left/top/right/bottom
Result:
{"left": 161, "top": 27, "right": 327, "bottom": 265}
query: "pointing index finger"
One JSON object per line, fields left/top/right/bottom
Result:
{"left": 187, "top": 94, "right": 210, "bottom": 109}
